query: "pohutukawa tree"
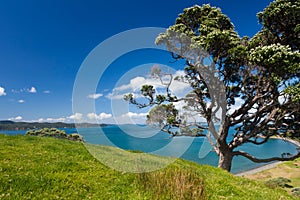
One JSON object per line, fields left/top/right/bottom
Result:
{"left": 125, "top": 0, "right": 300, "bottom": 172}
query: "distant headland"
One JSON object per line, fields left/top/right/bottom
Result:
{"left": 0, "top": 120, "right": 107, "bottom": 130}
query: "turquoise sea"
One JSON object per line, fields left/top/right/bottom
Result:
{"left": 2, "top": 124, "right": 298, "bottom": 174}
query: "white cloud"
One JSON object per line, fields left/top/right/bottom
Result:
{"left": 113, "top": 112, "right": 148, "bottom": 124}
{"left": 87, "top": 93, "right": 103, "bottom": 99}
{"left": 28, "top": 87, "right": 37, "bottom": 93}
{"left": 0, "top": 87, "right": 6, "bottom": 96}
{"left": 68, "top": 113, "right": 83, "bottom": 121}
{"left": 122, "top": 112, "right": 148, "bottom": 118}
{"left": 18, "top": 99, "right": 25, "bottom": 103}
{"left": 87, "top": 113, "right": 98, "bottom": 120}
{"left": 36, "top": 117, "right": 66, "bottom": 123}
{"left": 107, "top": 70, "right": 191, "bottom": 100}
{"left": 228, "top": 98, "right": 244, "bottom": 115}
{"left": 113, "top": 77, "right": 146, "bottom": 92}
{"left": 87, "top": 112, "right": 112, "bottom": 120}
{"left": 8, "top": 116, "right": 23, "bottom": 121}
{"left": 106, "top": 93, "right": 125, "bottom": 100}
{"left": 99, "top": 112, "right": 112, "bottom": 120}
{"left": 43, "top": 90, "right": 50, "bottom": 94}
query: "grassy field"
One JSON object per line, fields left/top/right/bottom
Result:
{"left": 244, "top": 158, "right": 300, "bottom": 196}
{"left": 0, "top": 134, "right": 297, "bottom": 199}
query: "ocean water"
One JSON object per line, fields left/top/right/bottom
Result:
{"left": 2, "top": 125, "right": 298, "bottom": 174}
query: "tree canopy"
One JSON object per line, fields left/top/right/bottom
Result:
{"left": 125, "top": 0, "right": 300, "bottom": 172}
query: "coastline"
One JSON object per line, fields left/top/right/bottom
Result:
{"left": 235, "top": 137, "right": 300, "bottom": 176}
{"left": 234, "top": 161, "right": 282, "bottom": 176}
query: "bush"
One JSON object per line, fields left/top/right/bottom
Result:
{"left": 26, "top": 128, "right": 67, "bottom": 138}
{"left": 67, "top": 133, "right": 84, "bottom": 142}
{"left": 265, "top": 177, "right": 293, "bottom": 189}
{"left": 291, "top": 187, "right": 300, "bottom": 197}
{"left": 26, "top": 128, "right": 84, "bottom": 142}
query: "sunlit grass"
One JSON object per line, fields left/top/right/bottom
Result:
{"left": 244, "top": 158, "right": 300, "bottom": 196}
{"left": 0, "top": 134, "right": 297, "bottom": 199}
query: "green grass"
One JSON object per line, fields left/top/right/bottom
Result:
{"left": 0, "top": 134, "right": 297, "bottom": 199}
{"left": 244, "top": 158, "right": 300, "bottom": 197}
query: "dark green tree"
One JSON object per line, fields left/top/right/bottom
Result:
{"left": 125, "top": 1, "right": 300, "bottom": 172}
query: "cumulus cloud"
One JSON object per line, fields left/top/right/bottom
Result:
{"left": 37, "top": 113, "right": 84, "bottom": 123}
{"left": 106, "top": 70, "right": 191, "bottom": 100}
{"left": 87, "top": 112, "right": 112, "bottom": 120}
{"left": 0, "top": 87, "right": 6, "bottom": 96}
{"left": 112, "top": 77, "right": 148, "bottom": 94}
{"left": 8, "top": 116, "right": 23, "bottom": 121}
{"left": 37, "top": 117, "right": 66, "bottom": 123}
{"left": 122, "top": 112, "right": 148, "bottom": 118}
{"left": 43, "top": 90, "right": 50, "bottom": 94}
{"left": 113, "top": 112, "right": 148, "bottom": 124}
{"left": 68, "top": 113, "right": 83, "bottom": 121}
{"left": 113, "top": 77, "right": 148, "bottom": 92}
{"left": 18, "top": 99, "right": 25, "bottom": 103}
{"left": 87, "top": 93, "right": 103, "bottom": 99}
{"left": 105, "top": 93, "right": 126, "bottom": 100}
{"left": 28, "top": 87, "right": 37, "bottom": 93}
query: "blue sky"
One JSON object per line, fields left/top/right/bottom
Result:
{"left": 0, "top": 0, "right": 273, "bottom": 123}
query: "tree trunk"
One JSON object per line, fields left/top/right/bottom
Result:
{"left": 218, "top": 150, "right": 233, "bottom": 172}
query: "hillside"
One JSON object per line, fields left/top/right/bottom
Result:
{"left": 0, "top": 120, "right": 106, "bottom": 130}
{"left": 0, "top": 134, "right": 296, "bottom": 199}
{"left": 243, "top": 158, "right": 300, "bottom": 197}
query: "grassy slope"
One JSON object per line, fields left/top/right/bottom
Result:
{"left": 0, "top": 134, "right": 296, "bottom": 200}
{"left": 244, "top": 158, "right": 300, "bottom": 195}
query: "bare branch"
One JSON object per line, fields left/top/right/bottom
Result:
{"left": 171, "top": 132, "right": 207, "bottom": 137}
{"left": 234, "top": 150, "right": 300, "bottom": 163}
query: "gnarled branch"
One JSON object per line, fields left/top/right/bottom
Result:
{"left": 233, "top": 150, "right": 300, "bottom": 163}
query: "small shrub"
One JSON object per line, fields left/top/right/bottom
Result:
{"left": 26, "top": 128, "right": 83, "bottom": 142}
{"left": 67, "top": 133, "right": 84, "bottom": 142}
{"left": 265, "top": 177, "right": 293, "bottom": 189}
{"left": 127, "top": 150, "right": 144, "bottom": 153}
{"left": 291, "top": 187, "right": 300, "bottom": 197}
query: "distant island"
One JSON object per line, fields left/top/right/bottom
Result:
{"left": 0, "top": 120, "right": 107, "bottom": 130}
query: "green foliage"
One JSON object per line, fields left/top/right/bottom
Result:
{"left": 26, "top": 128, "right": 84, "bottom": 142}
{"left": 156, "top": 4, "right": 240, "bottom": 63}
{"left": 155, "top": 94, "right": 166, "bottom": 104}
{"left": 141, "top": 85, "right": 155, "bottom": 98}
{"left": 146, "top": 103, "right": 178, "bottom": 126}
{"left": 285, "top": 84, "right": 300, "bottom": 102}
{"left": 124, "top": 93, "right": 134, "bottom": 101}
{"left": 26, "top": 128, "right": 67, "bottom": 138}
{"left": 257, "top": 0, "right": 300, "bottom": 50}
{"left": 67, "top": 133, "right": 84, "bottom": 142}
{"left": 249, "top": 44, "right": 300, "bottom": 80}
{"left": 265, "top": 177, "right": 293, "bottom": 189}
{"left": 127, "top": 0, "right": 300, "bottom": 172}
{"left": 0, "top": 134, "right": 297, "bottom": 199}
{"left": 291, "top": 187, "right": 300, "bottom": 197}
